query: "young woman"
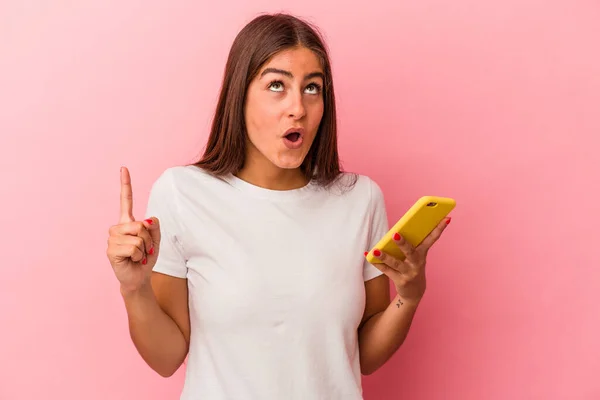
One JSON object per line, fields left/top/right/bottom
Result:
{"left": 106, "top": 12, "right": 450, "bottom": 400}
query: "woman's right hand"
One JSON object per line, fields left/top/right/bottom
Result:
{"left": 106, "top": 167, "right": 161, "bottom": 294}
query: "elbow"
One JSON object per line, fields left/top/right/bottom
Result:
{"left": 359, "top": 355, "right": 380, "bottom": 376}
{"left": 156, "top": 365, "right": 176, "bottom": 378}
{"left": 150, "top": 355, "right": 187, "bottom": 378}
{"left": 157, "top": 369, "right": 176, "bottom": 378}
{"left": 360, "top": 362, "right": 378, "bottom": 376}
{"left": 150, "top": 346, "right": 189, "bottom": 378}
{"left": 361, "top": 368, "right": 375, "bottom": 376}
{"left": 141, "top": 349, "right": 188, "bottom": 378}
{"left": 155, "top": 363, "right": 181, "bottom": 378}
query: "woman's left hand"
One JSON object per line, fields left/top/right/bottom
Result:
{"left": 366, "top": 217, "right": 451, "bottom": 305}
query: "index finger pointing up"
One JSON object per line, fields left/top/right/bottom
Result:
{"left": 120, "top": 166, "right": 135, "bottom": 223}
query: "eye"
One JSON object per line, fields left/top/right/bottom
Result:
{"left": 268, "top": 80, "right": 284, "bottom": 92}
{"left": 305, "top": 83, "right": 322, "bottom": 95}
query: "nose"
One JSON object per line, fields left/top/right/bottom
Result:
{"left": 288, "top": 92, "right": 306, "bottom": 120}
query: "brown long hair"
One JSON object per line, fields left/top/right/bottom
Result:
{"left": 192, "top": 13, "right": 347, "bottom": 187}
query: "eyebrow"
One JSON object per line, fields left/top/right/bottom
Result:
{"left": 260, "top": 68, "right": 324, "bottom": 81}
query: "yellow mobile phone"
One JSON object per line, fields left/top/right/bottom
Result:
{"left": 365, "top": 196, "right": 456, "bottom": 264}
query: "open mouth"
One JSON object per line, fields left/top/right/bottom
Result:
{"left": 284, "top": 131, "right": 301, "bottom": 143}
{"left": 282, "top": 127, "right": 305, "bottom": 149}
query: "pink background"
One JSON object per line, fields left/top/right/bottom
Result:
{"left": 1, "top": 1, "right": 599, "bottom": 399}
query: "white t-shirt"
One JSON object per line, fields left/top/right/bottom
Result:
{"left": 145, "top": 165, "right": 389, "bottom": 400}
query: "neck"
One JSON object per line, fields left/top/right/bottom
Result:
{"left": 236, "top": 158, "right": 308, "bottom": 191}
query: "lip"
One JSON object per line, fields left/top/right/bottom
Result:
{"left": 282, "top": 127, "right": 305, "bottom": 138}
{"left": 282, "top": 127, "right": 305, "bottom": 150}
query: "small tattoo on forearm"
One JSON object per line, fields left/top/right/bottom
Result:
{"left": 396, "top": 299, "right": 404, "bottom": 307}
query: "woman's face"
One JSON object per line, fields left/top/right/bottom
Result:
{"left": 243, "top": 46, "right": 325, "bottom": 172}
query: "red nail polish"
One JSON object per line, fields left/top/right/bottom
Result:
{"left": 364, "top": 251, "right": 368, "bottom": 256}
{"left": 446, "top": 217, "right": 452, "bottom": 225}
{"left": 393, "top": 233, "right": 401, "bottom": 241}
{"left": 142, "top": 258, "right": 147, "bottom": 265}
{"left": 373, "top": 249, "right": 381, "bottom": 257}
{"left": 149, "top": 247, "right": 154, "bottom": 255}
{"left": 145, "top": 218, "right": 153, "bottom": 225}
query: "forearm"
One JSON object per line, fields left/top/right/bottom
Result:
{"left": 358, "top": 294, "right": 420, "bottom": 375}
{"left": 121, "top": 284, "right": 188, "bottom": 377}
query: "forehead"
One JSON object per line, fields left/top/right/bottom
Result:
{"left": 260, "top": 47, "right": 323, "bottom": 74}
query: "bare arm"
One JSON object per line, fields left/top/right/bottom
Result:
{"left": 107, "top": 167, "right": 191, "bottom": 377}
{"left": 122, "top": 272, "right": 190, "bottom": 377}
{"left": 358, "top": 218, "right": 450, "bottom": 375}
{"left": 358, "top": 274, "right": 419, "bottom": 375}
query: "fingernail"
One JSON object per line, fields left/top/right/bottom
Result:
{"left": 373, "top": 249, "right": 381, "bottom": 257}
{"left": 145, "top": 218, "right": 154, "bottom": 225}
{"left": 142, "top": 258, "right": 147, "bottom": 265}
{"left": 393, "top": 233, "right": 401, "bottom": 241}
{"left": 364, "top": 251, "right": 368, "bottom": 256}
{"left": 149, "top": 247, "right": 154, "bottom": 255}
{"left": 446, "top": 217, "right": 452, "bottom": 225}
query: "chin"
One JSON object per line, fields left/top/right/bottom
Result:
{"left": 273, "top": 155, "right": 306, "bottom": 170}
{"left": 275, "top": 161, "right": 304, "bottom": 170}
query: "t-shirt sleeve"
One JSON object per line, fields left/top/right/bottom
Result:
{"left": 363, "top": 178, "right": 390, "bottom": 281}
{"left": 144, "top": 169, "right": 188, "bottom": 279}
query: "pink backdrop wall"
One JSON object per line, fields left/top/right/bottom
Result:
{"left": 2, "top": 1, "right": 599, "bottom": 399}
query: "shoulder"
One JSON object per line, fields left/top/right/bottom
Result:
{"left": 329, "top": 172, "right": 384, "bottom": 199}
{"left": 148, "top": 165, "right": 239, "bottom": 212}
{"left": 156, "top": 164, "right": 217, "bottom": 182}
{"left": 151, "top": 165, "right": 229, "bottom": 192}
{"left": 318, "top": 172, "right": 385, "bottom": 211}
